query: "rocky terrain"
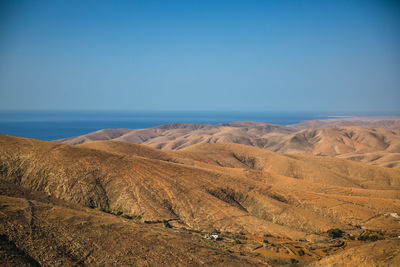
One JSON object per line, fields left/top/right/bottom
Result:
{"left": 1, "top": 131, "right": 400, "bottom": 266}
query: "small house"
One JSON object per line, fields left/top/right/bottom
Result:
{"left": 210, "top": 234, "right": 219, "bottom": 240}
{"left": 204, "top": 234, "right": 220, "bottom": 240}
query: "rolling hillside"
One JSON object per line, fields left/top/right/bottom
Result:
{"left": 1, "top": 133, "right": 400, "bottom": 265}
{"left": 0, "top": 181, "right": 254, "bottom": 266}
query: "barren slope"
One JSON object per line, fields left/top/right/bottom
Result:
{"left": 0, "top": 181, "right": 255, "bottom": 266}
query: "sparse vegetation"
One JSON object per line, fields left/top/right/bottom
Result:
{"left": 268, "top": 258, "right": 290, "bottom": 265}
{"left": 358, "top": 234, "right": 379, "bottom": 242}
{"left": 290, "top": 258, "right": 299, "bottom": 264}
{"left": 162, "top": 219, "right": 172, "bottom": 228}
{"left": 203, "top": 239, "right": 221, "bottom": 248}
{"left": 344, "top": 234, "right": 355, "bottom": 240}
{"left": 263, "top": 239, "right": 269, "bottom": 244}
{"left": 297, "top": 248, "right": 305, "bottom": 256}
{"left": 98, "top": 207, "right": 107, "bottom": 212}
{"left": 327, "top": 228, "right": 344, "bottom": 238}
{"left": 233, "top": 233, "right": 247, "bottom": 240}
{"left": 97, "top": 208, "right": 136, "bottom": 219}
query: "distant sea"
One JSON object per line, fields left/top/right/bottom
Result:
{"left": 0, "top": 110, "right": 365, "bottom": 141}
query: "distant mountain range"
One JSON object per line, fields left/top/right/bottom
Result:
{"left": 57, "top": 118, "right": 400, "bottom": 169}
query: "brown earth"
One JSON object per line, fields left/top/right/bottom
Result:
{"left": 1, "top": 133, "right": 400, "bottom": 265}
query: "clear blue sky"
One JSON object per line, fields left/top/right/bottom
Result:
{"left": 0, "top": 0, "right": 399, "bottom": 113}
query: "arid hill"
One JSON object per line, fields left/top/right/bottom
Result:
{"left": 263, "top": 127, "right": 400, "bottom": 164}
{"left": 1, "top": 133, "right": 400, "bottom": 265}
{"left": 58, "top": 120, "right": 400, "bottom": 169}
{"left": 0, "top": 181, "right": 254, "bottom": 266}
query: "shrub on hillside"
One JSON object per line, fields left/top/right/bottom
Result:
{"left": 358, "top": 234, "right": 379, "bottom": 242}
{"left": 162, "top": 219, "right": 172, "bottom": 228}
{"left": 327, "top": 228, "right": 344, "bottom": 238}
{"left": 297, "top": 248, "right": 305, "bottom": 256}
{"left": 122, "top": 214, "right": 133, "bottom": 219}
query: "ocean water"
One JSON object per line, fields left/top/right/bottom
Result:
{"left": 0, "top": 111, "right": 337, "bottom": 141}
